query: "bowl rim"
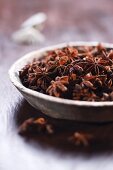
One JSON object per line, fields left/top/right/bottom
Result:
{"left": 9, "top": 41, "right": 113, "bottom": 107}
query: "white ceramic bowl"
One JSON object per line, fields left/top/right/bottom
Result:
{"left": 9, "top": 42, "right": 113, "bottom": 122}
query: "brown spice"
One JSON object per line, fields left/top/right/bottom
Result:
{"left": 68, "top": 132, "right": 94, "bottom": 147}
{"left": 18, "top": 117, "right": 54, "bottom": 135}
{"left": 46, "top": 76, "right": 69, "bottom": 97}
{"left": 18, "top": 117, "right": 94, "bottom": 148}
{"left": 19, "top": 44, "right": 113, "bottom": 101}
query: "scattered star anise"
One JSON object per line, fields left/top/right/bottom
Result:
{"left": 68, "top": 132, "right": 94, "bottom": 147}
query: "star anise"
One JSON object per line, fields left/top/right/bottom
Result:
{"left": 19, "top": 64, "right": 29, "bottom": 79}
{"left": 45, "top": 50, "right": 57, "bottom": 62}
{"left": 70, "top": 63, "right": 84, "bottom": 75}
{"left": 62, "top": 47, "right": 78, "bottom": 62}
{"left": 68, "top": 132, "right": 94, "bottom": 147}
{"left": 46, "top": 76, "right": 69, "bottom": 97}
{"left": 19, "top": 117, "right": 54, "bottom": 135}
{"left": 84, "top": 55, "right": 108, "bottom": 75}
{"left": 73, "top": 84, "right": 98, "bottom": 101}
{"left": 29, "top": 66, "right": 52, "bottom": 91}
{"left": 62, "top": 63, "right": 83, "bottom": 77}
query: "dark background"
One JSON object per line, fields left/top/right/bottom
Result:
{"left": 0, "top": 0, "right": 113, "bottom": 170}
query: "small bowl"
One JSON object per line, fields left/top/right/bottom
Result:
{"left": 9, "top": 42, "right": 113, "bottom": 122}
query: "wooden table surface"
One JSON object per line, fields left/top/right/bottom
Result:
{"left": 1, "top": 0, "right": 113, "bottom": 169}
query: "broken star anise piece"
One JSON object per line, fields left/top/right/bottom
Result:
{"left": 81, "top": 80, "right": 96, "bottom": 90}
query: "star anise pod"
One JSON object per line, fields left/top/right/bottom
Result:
{"left": 36, "top": 75, "right": 51, "bottom": 91}
{"left": 46, "top": 60, "right": 58, "bottom": 72}
{"left": 45, "top": 50, "right": 57, "bottom": 62}
{"left": 62, "top": 47, "right": 78, "bottom": 61}
{"left": 62, "top": 63, "right": 83, "bottom": 76}
{"left": 58, "top": 55, "right": 68, "bottom": 65}
{"left": 19, "top": 117, "right": 54, "bottom": 135}
{"left": 46, "top": 76, "right": 69, "bottom": 97}
{"left": 19, "top": 64, "right": 30, "bottom": 80}
{"left": 71, "top": 63, "right": 84, "bottom": 75}
{"left": 28, "top": 67, "right": 52, "bottom": 91}
{"left": 68, "top": 132, "right": 94, "bottom": 147}
{"left": 72, "top": 84, "right": 99, "bottom": 101}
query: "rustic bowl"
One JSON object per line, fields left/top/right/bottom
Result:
{"left": 9, "top": 42, "right": 113, "bottom": 122}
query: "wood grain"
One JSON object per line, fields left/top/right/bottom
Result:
{"left": 1, "top": 0, "right": 113, "bottom": 169}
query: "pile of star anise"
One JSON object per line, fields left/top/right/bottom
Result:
{"left": 19, "top": 44, "right": 113, "bottom": 101}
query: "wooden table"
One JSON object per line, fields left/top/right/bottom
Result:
{"left": 1, "top": 0, "right": 113, "bottom": 169}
